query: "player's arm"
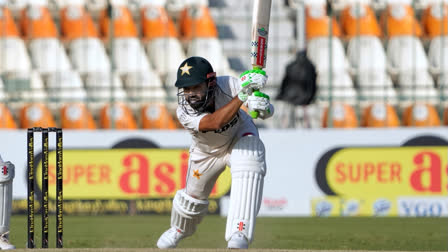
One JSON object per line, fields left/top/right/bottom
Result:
{"left": 199, "top": 70, "right": 267, "bottom": 131}
{"left": 199, "top": 96, "right": 243, "bottom": 132}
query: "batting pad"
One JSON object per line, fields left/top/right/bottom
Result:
{"left": 0, "top": 161, "right": 14, "bottom": 234}
{"left": 171, "top": 189, "right": 209, "bottom": 236}
{"left": 226, "top": 135, "right": 266, "bottom": 243}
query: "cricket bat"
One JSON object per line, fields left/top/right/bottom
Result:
{"left": 250, "top": 0, "right": 272, "bottom": 118}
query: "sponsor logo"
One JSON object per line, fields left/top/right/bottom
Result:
{"left": 373, "top": 199, "right": 391, "bottom": 216}
{"left": 315, "top": 200, "right": 332, "bottom": 217}
{"left": 257, "top": 27, "right": 268, "bottom": 36}
{"left": 263, "top": 197, "right": 287, "bottom": 210}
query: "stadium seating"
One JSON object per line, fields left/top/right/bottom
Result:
{"left": 380, "top": 1, "right": 423, "bottom": 38}
{"left": 0, "top": 37, "right": 32, "bottom": 73}
{"left": 305, "top": 2, "right": 342, "bottom": 40}
{"left": 46, "top": 71, "right": 87, "bottom": 101}
{"left": 19, "top": 103, "right": 57, "bottom": 128}
{"left": 361, "top": 103, "right": 400, "bottom": 127}
{"left": 340, "top": 1, "right": 382, "bottom": 38}
{"left": 20, "top": 1, "right": 59, "bottom": 39}
{"left": 84, "top": 72, "right": 127, "bottom": 102}
{"left": 99, "top": 1, "right": 138, "bottom": 38}
{"left": 29, "top": 38, "right": 72, "bottom": 74}
{"left": 307, "top": 37, "right": 350, "bottom": 74}
{"left": 140, "top": 103, "right": 177, "bottom": 129}
{"left": 0, "top": 103, "right": 17, "bottom": 129}
{"left": 68, "top": 37, "right": 111, "bottom": 74}
{"left": 179, "top": 3, "right": 218, "bottom": 40}
{"left": 322, "top": 103, "right": 358, "bottom": 128}
{"left": 421, "top": 2, "right": 448, "bottom": 39}
{"left": 428, "top": 36, "right": 448, "bottom": 76}
{"left": 402, "top": 103, "right": 441, "bottom": 127}
{"left": 60, "top": 103, "right": 96, "bottom": 129}
{"left": 99, "top": 102, "right": 138, "bottom": 129}
{"left": 347, "top": 36, "right": 387, "bottom": 73}
{"left": 60, "top": 2, "right": 99, "bottom": 40}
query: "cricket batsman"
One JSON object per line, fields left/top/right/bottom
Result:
{"left": 0, "top": 156, "right": 15, "bottom": 250}
{"left": 157, "top": 56, "right": 274, "bottom": 249}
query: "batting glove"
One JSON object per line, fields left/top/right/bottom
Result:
{"left": 238, "top": 69, "right": 268, "bottom": 102}
{"left": 246, "top": 91, "right": 274, "bottom": 119}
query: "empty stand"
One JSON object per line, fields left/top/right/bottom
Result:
{"left": 179, "top": 3, "right": 218, "bottom": 40}
{"left": 0, "top": 103, "right": 17, "bottom": 128}
{"left": 428, "top": 36, "right": 448, "bottom": 76}
{"left": 0, "top": 37, "right": 32, "bottom": 73}
{"left": 99, "top": 3, "right": 138, "bottom": 38}
{"left": 61, "top": 103, "right": 96, "bottom": 129}
{"left": 60, "top": 3, "right": 98, "bottom": 40}
{"left": 68, "top": 38, "right": 111, "bottom": 74}
{"left": 20, "top": 2, "right": 59, "bottom": 39}
{"left": 146, "top": 37, "right": 186, "bottom": 77}
{"left": 380, "top": 1, "right": 423, "bottom": 38}
{"left": 46, "top": 71, "right": 87, "bottom": 101}
{"left": 340, "top": 1, "right": 382, "bottom": 38}
{"left": 112, "top": 38, "right": 152, "bottom": 74}
{"left": 347, "top": 36, "right": 387, "bottom": 73}
{"left": 361, "top": 103, "right": 400, "bottom": 127}
{"left": 305, "top": 2, "right": 342, "bottom": 40}
{"left": 140, "top": 1, "right": 178, "bottom": 40}
{"left": 387, "top": 36, "right": 429, "bottom": 76}
{"left": 84, "top": 72, "right": 127, "bottom": 102}
{"left": 29, "top": 39, "right": 72, "bottom": 74}
{"left": 140, "top": 103, "right": 177, "bottom": 129}
{"left": 99, "top": 102, "right": 137, "bottom": 129}
{"left": 421, "top": 2, "right": 448, "bottom": 39}
{"left": 122, "top": 71, "right": 167, "bottom": 101}
{"left": 402, "top": 103, "right": 441, "bottom": 127}
{"left": 19, "top": 103, "right": 57, "bottom": 128}
{"left": 322, "top": 103, "right": 358, "bottom": 128}
{"left": 307, "top": 37, "right": 350, "bottom": 74}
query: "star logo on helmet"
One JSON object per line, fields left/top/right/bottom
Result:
{"left": 193, "top": 169, "right": 202, "bottom": 179}
{"left": 180, "top": 62, "right": 193, "bottom": 76}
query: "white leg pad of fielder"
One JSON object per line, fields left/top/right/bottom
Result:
{"left": 171, "top": 189, "right": 209, "bottom": 237}
{"left": 226, "top": 135, "right": 266, "bottom": 243}
{"left": 0, "top": 161, "right": 14, "bottom": 234}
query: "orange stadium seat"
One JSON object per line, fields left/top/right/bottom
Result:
{"left": 444, "top": 107, "right": 448, "bottom": 125}
{"left": 322, "top": 104, "right": 358, "bottom": 128}
{"left": 0, "top": 5, "right": 20, "bottom": 37}
{"left": 179, "top": 4, "right": 218, "bottom": 40}
{"left": 20, "top": 3, "right": 58, "bottom": 38}
{"left": 61, "top": 103, "right": 96, "bottom": 129}
{"left": 402, "top": 104, "right": 441, "bottom": 127}
{"left": 422, "top": 3, "right": 448, "bottom": 39}
{"left": 60, "top": 4, "right": 99, "bottom": 40}
{"left": 19, "top": 103, "right": 57, "bottom": 128}
{"left": 306, "top": 4, "right": 341, "bottom": 40}
{"left": 141, "top": 103, "right": 177, "bottom": 129}
{"left": 361, "top": 103, "right": 400, "bottom": 127}
{"left": 0, "top": 104, "right": 17, "bottom": 129}
{"left": 380, "top": 2, "right": 422, "bottom": 37}
{"left": 340, "top": 3, "right": 382, "bottom": 38}
{"left": 141, "top": 3, "right": 178, "bottom": 40}
{"left": 99, "top": 103, "right": 137, "bottom": 129}
{"left": 99, "top": 4, "right": 138, "bottom": 38}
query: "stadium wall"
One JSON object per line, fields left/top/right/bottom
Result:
{"left": 0, "top": 129, "right": 447, "bottom": 217}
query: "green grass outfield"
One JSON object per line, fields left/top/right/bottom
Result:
{"left": 8, "top": 215, "right": 448, "bottom": 251}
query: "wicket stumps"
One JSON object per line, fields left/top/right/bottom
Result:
{"left": 27, "top": 127, "right": 63, "bottom": 249}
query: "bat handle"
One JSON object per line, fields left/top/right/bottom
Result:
{"left": 249, "top": 66, "right": 263, "bottom": 119}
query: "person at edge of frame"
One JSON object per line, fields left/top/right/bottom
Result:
{"left": 156, "top": 56, "right": 274, "bottom": 249}
{"left": 0, "top": 155, "right": 15, "bottom": 250}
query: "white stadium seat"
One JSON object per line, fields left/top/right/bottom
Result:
{"left": 46, "top": 71, "right": 87, "bottom": 101}
{"left": 347, "top": 36, "right": 387, "bottom": 73}
{"left": 307, "top": 37, "right": 350, "bottom": 74}
{"left": 428, "top": 36, "right": 448, "bottom": 75}
{"left": 122, "top": 71, "right": 167, "bottom": 101}
{"left": 187, "top": 37, "right": 230, "bottom": 75}
{"left": 29, "top": 39, "right": 72, "bottom": 74}
{"left": 146, "top": 37, "right": 186, "bottom": 77}
{"left": 316, "top": 72, "right": 357, "bottom": 104}
{"left": 387, "top": 36, "right": 429, "bottom": 75}
{"left": 69, "top": 38, "right": 111, "bottom": 74}
{"left": 112, "top": 38, "right": 152, "bottom": 74}
{"left": 0, "top": 38, "right": 32, "bottom": 73}
{"left": 84, "top": 72, "right": 127, "bottom": 101}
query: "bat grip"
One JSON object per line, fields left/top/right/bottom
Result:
{"left": 249, "top": 66, "right": 263, "bottom": 119}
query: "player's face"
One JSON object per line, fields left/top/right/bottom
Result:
{"left": 184, "top": 82, "right": 208, "bottom": 110}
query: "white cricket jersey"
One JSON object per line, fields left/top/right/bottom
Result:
{"left": 177, "top": 76, "right": 256, "bottom": 160}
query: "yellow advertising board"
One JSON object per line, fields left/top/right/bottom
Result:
{"left": 35, "top": 149, "right": 231, "bottom": 200}
{"left": 321, "top": 147, "right": 448, "bottom": 197}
